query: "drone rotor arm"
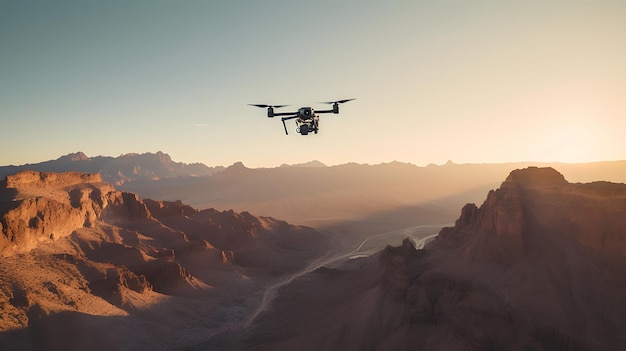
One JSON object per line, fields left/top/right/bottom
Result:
{"left": 273, "top": 111, "right": 299, "bottom": 117}
{"left": 318, "top": 98, "right": 355, "bottom": 114}
{"left": 314, "top": 109, "right": 334, "bottom": 114}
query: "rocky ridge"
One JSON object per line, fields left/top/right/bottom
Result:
{"left": 377, "top": 167, "right": 626, "bottom": 350}
{"left": 1, "top": 171, "right": 118, "bottom": 256}
{"left": 0, "top": 171, "right": 327, "bottom": 350}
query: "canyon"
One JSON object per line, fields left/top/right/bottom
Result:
{"left": 0, "top": 171, "right": 328, "bottom": 350}
{"left": 241, "top": 167, "right": 626, "bottom": 350}
{"left": 1, "top": 161, "right": 625, "bottom": 350}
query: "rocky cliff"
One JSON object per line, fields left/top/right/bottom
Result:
{"left": 0, "top": 171, "right": 154, "bottom": 256}
{"left": 377, "top": 167, "right": 626, "bottom": 350}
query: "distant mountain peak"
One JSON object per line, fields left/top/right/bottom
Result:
{"left": 58, "top": 151, "right": 90, "bottom": 162}
{"left": 154, "top": 151, "right": 172, "bottom": 163}
{"left": 221, "top": 162, "right": 250, "bottom": 175}
{"left": 119, "top": 151, "right": 172, "bottom": 163}
{"left": 228, "top": 161, "right": 248, "bottom": 170}
{"left": 279, "top": 160, "right": 327, "bottom": 168}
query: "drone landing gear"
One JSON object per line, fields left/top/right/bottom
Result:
{"left": 281, "top": 118, "right": 289, "bottom": 135}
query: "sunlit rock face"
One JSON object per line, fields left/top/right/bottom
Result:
{"left": 0, "top": 171, "right": 118, "bottom": 256}
{"left": 0, "top": 171, "right": 166, "bottom": 256}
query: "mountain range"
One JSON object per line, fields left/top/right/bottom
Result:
{"left": 2, "top": 154, "right": 626, "bottom": 349}
{"left": 5, "top": 151, "right": 626, "bottom": 231}
{"left": 118, "top": 158, "right": 626, "bottom": 233}
{"left": 0, "top": 152, "right": 224, "bottom": 186}
{"left": 3, "top": 152, "right": 626, "bottom": 233}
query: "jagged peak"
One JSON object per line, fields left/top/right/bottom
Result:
{"left": 58, "top": 152, "right": 90, "bottom": 162}
{"left": 226, "top": 162, "right": 248, "bottom": 170}
{"left": 154, "top": 151, "right": 172, "bottom": 163}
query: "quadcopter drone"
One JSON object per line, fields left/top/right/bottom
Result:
{"left": 249, "top": 99, "right": 355, "bottom": 135}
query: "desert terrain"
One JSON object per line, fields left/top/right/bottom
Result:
{"left": 0, "top": 171, "right": 329, "bottom": 350}
{"left": 6, "top": 0, "right": 626, "bottom": 349}
{"left": 1, "top": 156, "right": 626, "bottom": 350}
{"left": 234, "top": 167, "right": 626, "bottom": 351}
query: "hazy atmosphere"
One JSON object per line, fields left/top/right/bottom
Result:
{"left": 3, "top": 2, "right": 626, "bottom": 350}
{"left": 2, "top": 0, "right": 625, "bottom": 167}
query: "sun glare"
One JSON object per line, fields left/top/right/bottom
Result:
{"left": 541, "top": 125, "right": 594, "bottom": 163}
{"left": 530, "top": 107, "right": 603, "bottom": 163}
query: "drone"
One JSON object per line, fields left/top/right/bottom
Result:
{"left": 249, "top": 99, "right": 355, "bottom": 135}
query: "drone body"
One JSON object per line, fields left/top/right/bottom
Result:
{"left": 249, "top": 99, "right": 355, "bottom": 135}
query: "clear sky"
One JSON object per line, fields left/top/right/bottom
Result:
{"left": 2, "top": 0, "right": 625, "bottom": 168}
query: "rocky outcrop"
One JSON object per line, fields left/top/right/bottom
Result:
{"left": 379, "top": 238, "right": 427, "bottom": 301}
{"left": 432, "top": 166, "right": 626, "bottom": 262}
{"left": 0, "top": 171, "right": 156, "bottom": 256}
{"left": 375, "top": 167, "right": 626, "bottom": 350}
{"left": 84, "top": 265, "right": 152, "bottom": 305}
{"left": 100, "top": 191, "right": 152, "bottom": 223}
{"left": 144, "top": 199, "right": 198, "bottom": 219}
{"left": 1, "top": 172, "right": 110, "bottom": 256}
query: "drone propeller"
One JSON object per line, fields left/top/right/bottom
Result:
{"left": 248, "top": 104, "right": 289, "bottom": 109}
{"left": 320, "top": 98, "right": 355, "bottom": 105}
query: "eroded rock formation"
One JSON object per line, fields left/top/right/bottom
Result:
{"left": 0, "top": 171, "right": 123, "bottom": 256}
{"left": 0, "top": 171, "right": 328, "bottom": 350}
{"left": 378, "top": 167, "right": 626, "bottom": 350}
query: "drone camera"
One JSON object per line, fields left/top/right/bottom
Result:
{"left": 299, "top": 124, "right": 309, "bottom": 135}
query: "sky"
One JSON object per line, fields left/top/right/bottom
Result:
{"left": 1, "top": 0, "right": 625, "bottom": 168}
